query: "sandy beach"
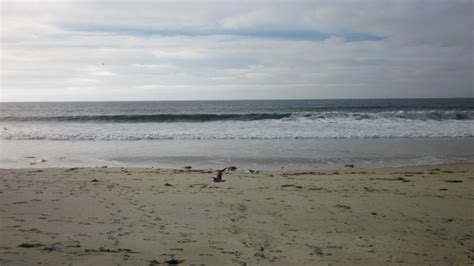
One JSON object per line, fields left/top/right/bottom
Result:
{"left": 0, "top": 164, "right": 473, "bottom": 265}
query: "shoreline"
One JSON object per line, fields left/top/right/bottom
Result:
{"left": 1, "top": 163, "right": 473, "bottom": 265}
{"left": 2, "top": 137, "right": 473, "bottom": 171}
{"left": 2, "top": 161, "right": 474, "bottom": 173}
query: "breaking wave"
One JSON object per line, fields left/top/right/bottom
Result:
{"left": 2, "top": 117, "right": 473, "bottom": 140}
{"left": 0, "top": 110, "right": 473, "bottom": 123}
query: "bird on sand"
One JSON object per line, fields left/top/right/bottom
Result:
{"left": 213, "top": 168, "right": 227, "bottom": 182}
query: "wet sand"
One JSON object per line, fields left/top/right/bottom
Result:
{"left": 0, "top": 164, "right": 473, "bottom": 265}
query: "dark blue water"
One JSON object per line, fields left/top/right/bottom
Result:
{"left": 1, "top": 98, "right": 473, "bottom": 122}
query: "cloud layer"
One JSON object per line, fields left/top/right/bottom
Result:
{"left": 1, "top": 0, "right": 472, "bottom": 101}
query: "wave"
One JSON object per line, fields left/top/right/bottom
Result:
{"left": 286, "top": 110, "right": 474, "bottom": 121}
{"left": 0, "top": 110, "right": 473, "bottom": 123}
{"left": 0, "top": 113, "right": 292, "bottom": 122}
{"left": 2, "top": 117, "right": 473, "bottom": 141}
{"left": 3, "top": 133, "right": 473, "bottom": 141}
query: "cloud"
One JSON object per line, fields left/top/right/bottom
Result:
{"left": 79, "top": 66, "right": 116, "bottom": 77}
{"left": 130, "top": 63, "right": 173, "bottom": 69}
{"left": 70, "top": 78, "right": 99, "bottom": 83}
{"left": 1, "top": 0, "right": 472, "bottom": 101}
{"left": 90, "top": 71, "right": 115, "bottom": 77}
{"left": 152, "top": 49, "right": 206, "bottom": 60}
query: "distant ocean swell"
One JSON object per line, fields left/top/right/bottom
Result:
{"left": 1, "top": 110, "right": 473, "bottom": 122}
{"left": 0, "top": 113, "right": 291, "bottom": 122}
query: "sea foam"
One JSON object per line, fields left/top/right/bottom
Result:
{"left": 2, "top": 116, "right": 473, "bottom": 140}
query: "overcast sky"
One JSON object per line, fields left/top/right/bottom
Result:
{"left": 1, "top": 0, "right": 473, "bottom": 101}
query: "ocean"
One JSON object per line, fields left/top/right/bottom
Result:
{"left": 1, "top": 98, "right": 473, "bottom": 170}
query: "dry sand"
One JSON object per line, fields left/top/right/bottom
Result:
{"left": 0, "top": 164, "right": 473, "bottom": 265}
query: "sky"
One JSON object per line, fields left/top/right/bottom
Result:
{"left": 1, "top": 0, "right": 473, "bottom": 101}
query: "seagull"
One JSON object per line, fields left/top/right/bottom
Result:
{"left": 213, "top": 167, "right": 227, "bottom": 182}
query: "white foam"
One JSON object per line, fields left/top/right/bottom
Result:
{"left": 1, "top": 117, "right": 473, "bottom": 140}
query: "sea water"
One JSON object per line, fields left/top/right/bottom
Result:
{"left": 1, "top": 99, "right": 473, "bottom": 170}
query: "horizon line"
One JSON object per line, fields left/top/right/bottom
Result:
{"left": 1, "top": 96, "right": 473, "bottom": 104}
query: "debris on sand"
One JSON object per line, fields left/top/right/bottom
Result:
{"left": 334, "top": 204, "right": 351, "bottom": 210}
{"left": 18, "top": 243, "right": 44, "bottom": 248}
{"left": 149, "top": 259, "right": 161, "bottom": 265}
{"left": 84, "top": 247, "right": 137, "bottom": 253}
{"left": 165, "top": 258, "right": 184, "bottom": 264}
{"left": 309, "top": 245, "right": 323, "bottom": 256}
{"left": 164, "top": 255, "right": 184, "bottom": 265}
{"left": 91, "top": 179, "right": 99, "bottom": 182}
{"left": 42, "top": 246, "right": 61, "bottom": 252}
{"left": 281, "top": 184, "right": 303, "bottom": 189}
{"left": 370, "top": 177, "right": 410, "bottom": 182}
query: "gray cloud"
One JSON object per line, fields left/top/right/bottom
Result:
{"left": 1, "top": 0, "right": 472, "bottom": 101}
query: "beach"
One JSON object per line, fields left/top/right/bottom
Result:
{"left": 1, "top": 163, "right": 473, "bottom": 265}
{"left": 2, "top": 0, "right": 473, "bottom": 264}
